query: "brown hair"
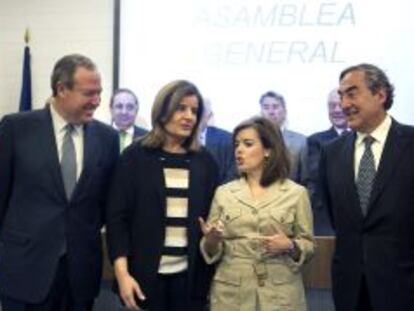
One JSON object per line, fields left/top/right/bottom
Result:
{"left": 51, "top": 54, "right": 97, "bottom": 96}
{"left": 140, "top": 80, "right": 204, "bottom": 151}
{"left": 233, "top": 116, "right": 290, "bottom": 186}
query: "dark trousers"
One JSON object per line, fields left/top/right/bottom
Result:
{"left": 144, "top": 272, "right": 192, "bottom": 311}
{"left": 356, "top": 274, "right": 373, "bottom": 311}
{"left": 1, "top": 256, "right": 93, "bottom": 311}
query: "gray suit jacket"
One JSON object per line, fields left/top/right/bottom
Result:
{"left": 283, "top": 129, "right": 308, "bottom": 185}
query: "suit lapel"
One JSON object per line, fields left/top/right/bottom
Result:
{"left": 205, "top": 127, "right": 212, "bottom": 147}
{"left": 327, "top": 127, "right": 339, "bottom": 140}
{"left": 39, "top": 107, "right": 67, "bottom": 200}
{"left": 342, "top": 133, "right": 364, "bottom": 220}
{"left": 254, "top": 181, "right": 289, "bottom": 210}
{"left": 228, "top": 178, "right": 256, "bottom": 208}
{"left": 368, "top": 121, "right": 407, "bottom": 213}
{"left": 152, "top": 148, "right": 168, "bottom": 214}
{"left": 72, "top": 121, "right": 99, "bottom": 199}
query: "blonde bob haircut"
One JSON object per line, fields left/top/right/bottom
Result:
{"left": 140, "top": 80, "right": 204, "bottom": 151}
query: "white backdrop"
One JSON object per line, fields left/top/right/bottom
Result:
{"left": 119, "top": 0, "right": 414, "bottom": 134}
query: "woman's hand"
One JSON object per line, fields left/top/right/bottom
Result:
{"left": 114, "top": 257, "right": 146, "bottom": 309}
{"left": 199, "top": 217, "right": 224, "bottom": 254}
{"left": 117, "top": 272, "right": 146, "bottom": 309}
{"left": 258, "top": 225, "right": 294, "bottom": 256}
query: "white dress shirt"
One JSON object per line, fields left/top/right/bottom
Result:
{"left": 354, "top": 114, "right": 392, "bottom": 178}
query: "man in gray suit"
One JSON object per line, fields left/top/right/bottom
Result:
{"left": 260, "top": 91, "right": 307, "bottom": 184}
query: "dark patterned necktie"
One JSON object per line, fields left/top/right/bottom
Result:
{"left": 356, "top": 136, "right": 376, "bottom": 216}
{"left": 61, "top": 124, "right": 77, "bottom": 199}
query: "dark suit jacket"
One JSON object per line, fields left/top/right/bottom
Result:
{"left": 133, "top": 125, "right": 147, "bottom": 138}
{"left": 0, "top": 107, "right": 119, "bottom": 303}
{"left": 307, "top": 127, "right": 339, "bottom": 235}
{"left": 319, "top": 120, "right": 414, "bottom": 311}
{"left": 205, "top": 126, "right": 237, "bottom": 184}
{"left": 106, "top": 144, "right": 218, "bottom": 308}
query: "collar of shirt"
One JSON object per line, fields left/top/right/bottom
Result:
{"left": 334, "top": 126, "right": 350, "bottom": 136}
{"left": 50, "top": 101, "right": 83, "bottom": 136}
{"left": 112, "top": 124, "right": 135, "bottom": 136}
{"left": 355, "top": 114, "right": 392, "bottom": 148}
{"left": 353, "top": 114, "right": 392, "bottom": 175}
{"left": 199, "top": 128, "right": 207, "bottom": 146}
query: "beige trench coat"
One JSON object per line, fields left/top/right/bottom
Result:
{"left": 201, "top": 178, "right": 314, "bottom": 311}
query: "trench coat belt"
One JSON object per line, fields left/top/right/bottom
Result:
{"left": 253, "top": 261, "right": 268, "bottom": 287}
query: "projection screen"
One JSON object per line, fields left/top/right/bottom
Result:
{"left": 118, "top": 0, "right": 414, "bottom": 134}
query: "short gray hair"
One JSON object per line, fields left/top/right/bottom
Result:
{"left": 339, "top": 63, "right": 394, "bottom": 110}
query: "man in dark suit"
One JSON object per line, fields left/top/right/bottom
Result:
{"left": 0, "top": 54, "right": 119, "bottom": 310}
{"left": 200, "top": 98, "right": 237, "bottom": 184}
{"left": 307, "top": 88, "right": 348, "bottom": 235}
{"left": 259, "top": 91, "right": 308, "bottom": 185}
{"left": 320, "top": 63, "right": 414, "bottom": 311}
{"left": 110, "top": 88, "right": 148, "bottom": 152}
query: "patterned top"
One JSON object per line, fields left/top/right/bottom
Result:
{"left": 158, "top": 150, "right": 190, "bottom": 274}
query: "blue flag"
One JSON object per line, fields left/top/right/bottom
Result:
{"left": 19, "top": 46, "right": 32, "bottom": 111}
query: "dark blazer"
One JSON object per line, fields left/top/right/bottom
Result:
{"left": 0, "top": 107, "right": 119, "bottom": 303}
{"left": 106, "top": 144, "right": 218, "bottom": 308}
{"left": 319, "top": 120, "right": 414, "bottom": 311}
{"left": 133, "top": 125, "right": 148, "bottom": 138}
{"left": 205, "top": 126, "right": 237, "bottom": 184}
{"left": 307, "top": 127, "right": 339, "bottom": 235}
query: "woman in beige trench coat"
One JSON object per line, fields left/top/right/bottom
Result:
{"left": 200, "top": 117, "right": 315, "bottom": 311}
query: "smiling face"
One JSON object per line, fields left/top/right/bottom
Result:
{"left": 110, "top": 91, "right": 138, "bottom": 130}
{"left": 55, "top": 66, "right": 102, "bottom": 124}
{"left": 328, "top": 89, "right": 347, "bottom": 129}
{"left": 164, "top": 94, "right": 199, "bottom": 143}
{"left": 234, "top": 127, "right": 270, "bottom": 177}
{"left": 338, "top": 70, "right": 386, "bottom": 133}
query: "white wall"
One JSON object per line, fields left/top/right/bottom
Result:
{"left": 0, "top": 0, "right": 114, "bottom": 122}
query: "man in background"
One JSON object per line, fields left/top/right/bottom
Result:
{"left": 110, "top": 88, "right": 147, "bottom": 152}
{"left": 0, "top": 54, "right": 119, "bottom": 310}
{"left": 260, "top": 91, "right": 307, "bottom": 185}
{"left": 320, "top": 64, "right": 414, "bottom": 310}
{"left": 200, "top": 98, "right": 237, "bottom": 184}
{"left": 307, "top": 88, "right": 348, "bottom": 235}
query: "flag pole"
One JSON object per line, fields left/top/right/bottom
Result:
{"left": 19, "top": 28, "right": 32, "bottom": 111}
{"left": 24, "top": 28, "right": 30, "bottom": 45}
